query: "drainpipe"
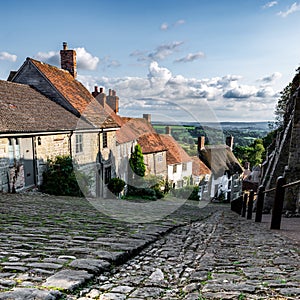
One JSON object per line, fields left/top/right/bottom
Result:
{"left": 69, "top": 131, "right": 73, "bottom": 158}
{"left": 98, "top": 130, "right": 104, "bottom": 197}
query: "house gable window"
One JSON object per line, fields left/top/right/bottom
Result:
{"left": 103, "top": 132, "right": 108, "bottom": 148}
{"left": 182, "top": 162, "right": 187, "bottom": 171}
{"left": 173, "top": 164, "right": 177, "bottom": 173}
{"left": 75, "top": 134, "right": 83, "bottom": 154}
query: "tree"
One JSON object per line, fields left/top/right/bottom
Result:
{"left": 108, "top": 178, "right": 125, "bottom": 196}
{"left": 275, "top": 66, "right": 300, "bottom": 128}
{"left": 233, "top": 139, "right": 265, "bottom": 168}
{"left": 129, "top": 144, "right": 146, "bottom": 178}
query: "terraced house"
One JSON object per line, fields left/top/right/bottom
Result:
{"left": 0, "top": 43, "right": 119, "bottom": 196}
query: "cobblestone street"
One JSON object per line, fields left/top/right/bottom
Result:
{"left": 0, "top": 193, "right": 299, "bottom": 299}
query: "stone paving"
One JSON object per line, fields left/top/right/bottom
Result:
{"left": 0, "top": 193, "right": 299, "bottom": 299}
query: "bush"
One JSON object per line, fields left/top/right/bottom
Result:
{"left": 171, "top": 185, "right": 199, "bottom": 200}
{"left": 41, "top": 155, "right": 86, "bottom": 197}
{"left": 107, "top": 178, "right": 125, "bottom": 196}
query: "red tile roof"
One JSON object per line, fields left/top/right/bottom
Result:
{"left": 115, "top": 117, "right": 166, "bottom": 153}
{"left": 137, "top": 132, "right": 167, "bottom": 154}
{"left": 28, "top": 59, "right": 119, "bottom": 129}
{"left": 116, "top": 117, "right": 156, "bottom": 144}
{"left": 160, "top": 134, "right": 191, "bottom": 165}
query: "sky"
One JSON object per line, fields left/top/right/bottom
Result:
{"left": 1, "top": 0, "right": 300, "bottom": 123}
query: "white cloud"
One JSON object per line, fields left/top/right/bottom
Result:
{"left": 160, "top": 19, "right": 185, "bottom": 31}
{"left": 79, "top": 61, "right": 279, "bottom": 122}
{"left": 175, "top": 19, "right": 185, "bottom": 26}
{"left": 277, "top": 2, "right": 300, "bottom": 17}
{"left": 34, "top": 47, "right": 100, "bottom": 71}
{"left": 263, "top": 1, "right": 278, "bottom": 9}
{"left": 75, "top": 47, "right": 99, "bottom": 70}
{"left": 149, "top": 41, "right": 184, "bottom": 61}
{"left": 160, "top": 22, "right": 169, "bottom": 30}
{"left": 34, "top": 51, "right": 60, "bottom": 65}
{"left": 130, "top": 41, "right": 184, "bottom": 62}
{"left": 175, "top": 52, "right": 205, "bottom": 63}
{"left": 258, "top": 72, "right": 282, "bottom": 85}
{"left": 0, "top": 51, "right": 17, "bottom": 62}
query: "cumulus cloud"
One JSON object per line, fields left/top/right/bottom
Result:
{"left": 277, "top": 2, "right": 300, "bottom": 17}
{"left": 75, "top": 47, "right": 99, "bottom": 70}
{"left": 34, "top": 47, "right": 100, "bottom": 71}
{"left": 0, "top": 51, "right": 17, "bottom": 62}
{"left": 174, "top": 52, "right": 205, "bottom": 63}
{"left": 79, "top": 61, "right": 279, "bottom": 122}
{"left": 34, "top": 51, "right": 60, "bottom": 65}
{"left": 262, "top": 1, "right": 278, "bottom": 9}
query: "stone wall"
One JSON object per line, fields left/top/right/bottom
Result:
{"left": 261, "top": 87, "right": 300, "bottom": 211}
{"left": 0, "top": 138, "right": 9, "bottom": 192}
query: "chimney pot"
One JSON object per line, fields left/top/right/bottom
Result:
{"left": 198, "top": 136, "right": 205, "bottom": 151}
{"left": 63, "top": 42, "right": 68, "bottom": 50}
{"left": 100, "top": 87, "right": 104, "bottom": 93}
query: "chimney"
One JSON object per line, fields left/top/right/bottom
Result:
{"left": 143, "top": 114, "right": 151, "bottom": 123}
{"left": 95, "top": 88, "right": 106, "bottom": 107}
{"left": 92, "top": 86, "right": 99, "bottom": 97}
{"left": 60, "top": 42, "right": 77, "bottom": 78}
{"left": 226, "top": 136, "right": 234, "bottom": 150}
{"left": 165, "top": 126, "right": 171, "bottom": 135}
{"left": 106, "top": 89, "right": 119, "bottom": 113}
{"left": 198, "top": 136, "right": 205, "bottom": 151}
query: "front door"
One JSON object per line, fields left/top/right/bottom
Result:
{"left": 20, "top": 138, "right": 35, "bottom": 187}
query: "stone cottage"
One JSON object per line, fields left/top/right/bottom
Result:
{"left": 3, "top": 43, "right": 120, "bottom": 196}
{"left": 198, "top": 136, "right": 243, "bottom": 201}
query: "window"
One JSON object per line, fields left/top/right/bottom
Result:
{"left": 8, "top": 138, "right": 20, "bottom": 166}
{"left": 104, "top": 166, "right": 111, "bottom": 184}
{"left": 157, "top": 153, "right": 163, "bottom": 163}
{"left": 182, "top": 162, "right": 187, "bottom": 171}
{"left": 75, "top": 134, "right": 83, "bottom": 153}
{"left": 173, "top": 165, "right": 177, "bottom": 173}
{"left": 103, "top": 132, "right": 108, "bottom": 148}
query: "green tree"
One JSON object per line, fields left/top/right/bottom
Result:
{"left": 275, "top": 66, "right": 300, "bottom": 128}
{"left": 129, "top": 144, "right": 146, "bottom": 178}
{"left": 41, "top": 155, "right": 88, "bottom": 197}
{"left": 107, "top": 178, "right": 126, "bottom": 196}
{"left": 233, "top": 139, "right": 265, "bottom": 168}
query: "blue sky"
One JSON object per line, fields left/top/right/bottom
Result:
{"left": 1, "top": 0, "right": 300, "bottom": 123}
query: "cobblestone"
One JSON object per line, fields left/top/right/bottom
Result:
{"left": 0, "top": 193, "right": 299, "bottom": 299}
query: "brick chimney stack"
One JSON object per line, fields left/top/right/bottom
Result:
{"left": 106, "top": 89, "right": 119, "bottom": 113}
{"left": 60, "top": 42, "right": 77, "bottom": 78}
{"left": 95, "top": 87, "right": 106, "bottom": 107}
{"left": 198, "top": 136, "right": 205, "bottom": 151}
{"left": 143, "top": 114, "right": 151, "bottom": 123}
{"left": 165, "top": 126, "right": 171, "bottom": 135}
